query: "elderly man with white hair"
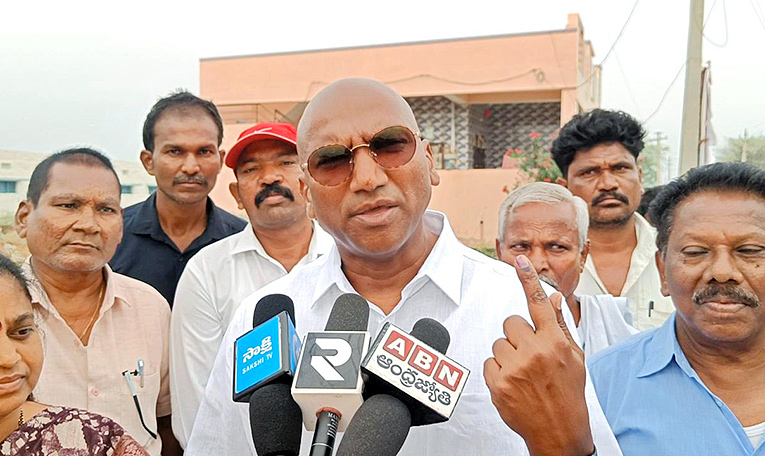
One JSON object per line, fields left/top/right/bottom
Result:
{"left": 496, "top": 182, "right": 638, "bottom": 356}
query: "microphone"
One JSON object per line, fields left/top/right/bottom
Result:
{"left": 291, "top": 293, "right": 371, "bottom": 456}
{"left": 335, "top": 394, "right": 411, "bottom": 456}
{"left": 232, "top": 294, "right": 300, "bottom": 402}
{"left": 247, "top": 383, "right": 302, "bottom": 456}
{"left": 360, "top": 318, "right": 469, "bottom": 426}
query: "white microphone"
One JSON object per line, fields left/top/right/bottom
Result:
{"left": 291, "top": 293, "right": 371, "bottom": 456}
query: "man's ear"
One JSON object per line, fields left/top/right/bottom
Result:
{"left": 140, "top": 150, "right": 156, "bottom": 176}
{"left": 579, "top": 240, "right": 590, "bottom": 273}
{"left": 14, "top": 200, "right": 33, "bottom": 239}
{"left": 556, "top": 176, "right": 568, "bottom": 187}
{"left": 229, "top": 181, "right": 244, "bottom": 210}
{"left": 656, "top": 250, "right": 670, "bottom": 296}
{"left": 495, "top": 239, "right": 503, "bottom": 262}
{"left": 423, "top": 140, "right": 440, "bottom": 187}
{"left": 299, "top": 174, "right": 315, "bottom": 219}
{"left": 218, "top": 148, "right": 226, "bottom": 173}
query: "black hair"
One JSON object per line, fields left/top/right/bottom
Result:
{"left": 0, "top": 253, "right": 31, "bottom": 301}
{"left": 649, "top": 162, "right": 765, "bottom": 253}
{"left": 142, "top": 90, "right": 223, "bottom": 151}
{"left": 27, "top": 148, "right": 121, "bottom": 206}
{"left": 637, "top": 185, "right": 664, "bottom": 218}
{"left": 551, "top": 109, "right": 646, "bottom": 177}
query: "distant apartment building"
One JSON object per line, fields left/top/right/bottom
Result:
{"left": 0, "top": 149, "right": 156, "bottom": 218}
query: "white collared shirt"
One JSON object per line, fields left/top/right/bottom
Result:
{"left": 170, "top": 221, "right": 334, "bottom": 447}
{"left": 577, "top": 294, "right": 639, "bottom": 357}
{"left": 25, "top": 262, "right": 171, "bottom": 456}
{"left": 186, "top": 211, "right": 621, "bottom": 456}
{"left": 575, "top": 213, "right": 675, "bottom": 330}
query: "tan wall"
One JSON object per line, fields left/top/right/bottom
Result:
{"left": 429, "top": 169, "right": 528, "bottom": 247}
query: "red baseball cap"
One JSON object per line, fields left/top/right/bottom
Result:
{"left": 225, "top": 122, "right": 298, "bottom": 169}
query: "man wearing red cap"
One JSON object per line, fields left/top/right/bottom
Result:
{"left": 169, "top": 122, "right": 333, "bottom": 448}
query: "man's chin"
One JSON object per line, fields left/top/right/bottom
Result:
{"left": 591, "top": 211, "right": 633, "bottom": 227}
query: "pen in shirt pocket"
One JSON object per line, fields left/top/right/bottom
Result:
{"left": 123, "top": 358, "right": 157, "bottom": 439}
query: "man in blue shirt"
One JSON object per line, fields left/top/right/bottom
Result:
{"left": 589, "top": 162, "right": 765, "bottom": 455}
{"left": 110, "top": 91, "right": 246, "bottom": 306}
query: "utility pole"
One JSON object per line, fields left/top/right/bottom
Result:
{"left": 741, "top": 129, "right": 749, "bottom": 163}
{"left": 679, "top": 0, "right": 705, "bottom": 174}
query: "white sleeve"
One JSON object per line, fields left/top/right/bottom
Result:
{"left": 561, "top": 296, "right": 622, "bottom": 455}
{"left": 169, "top": 258, "right": 226, "bottom": 448}
{"left": 185, "top": 304, "right": 254, "bottom": 456}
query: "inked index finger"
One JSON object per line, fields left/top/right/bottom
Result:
{"left": 514, "top": 254, "right": 557, "bottom": 331}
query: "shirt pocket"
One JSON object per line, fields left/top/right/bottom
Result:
{"left": 120, "top": 369, "right": 161, "bottom": 448}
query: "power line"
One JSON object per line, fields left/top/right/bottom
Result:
{"left": 642, "top": 61, "right": 686, "bottom": 125}
{"left": 577, "top": 0, "right": 642, "bottom": 88}
{"left": 749, "top": 0, "right": 765, "bottom": 32}
{"left": 641, "top": 0, "right": 726, "bottom": 125}
{"left": 701, "top": 0, "right": 728, "bottom": 47}
{"left": 613, "top": 50, "right": 642, "bottom": 118}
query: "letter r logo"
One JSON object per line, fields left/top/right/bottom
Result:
{"left": 310, "top": 338, "right": 352, "bottom": 381}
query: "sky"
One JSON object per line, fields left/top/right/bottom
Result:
{"left": 1, "top": 0, "right": 763, "bottom": 178}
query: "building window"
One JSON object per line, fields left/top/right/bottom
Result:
{"left": 0, "top": 181, "right": 16, "bottom": 193}
{"left": 121, "top": 185, "right": 133, "bottom": 194}
{"left": 148, "top": 185, "right": 157, "bottom": 194}
{"left": 0, "top": 163, "right": 11, "bottom": 170}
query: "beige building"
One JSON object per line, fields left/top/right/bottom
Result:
{"left": 0, "top": 149, "right": 156, "bottom": 218}
{"left": 201, "top": 13, "right": 601, "bottom": 247}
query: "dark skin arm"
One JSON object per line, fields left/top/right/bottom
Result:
{"left": 484, "top": 255, "right": 595, "bottom": 456}
{"left": 158, "top": 415, "right": 183, "bottom": 456}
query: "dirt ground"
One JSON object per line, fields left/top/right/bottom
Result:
{"left": 0, "top": 224, "right": 28, "bottom": 264}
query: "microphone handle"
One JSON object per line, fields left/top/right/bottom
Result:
{"left": 309, "top": 409, "right": 340, "bottom": 456}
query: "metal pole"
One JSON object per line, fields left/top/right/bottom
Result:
{"left": 678, "top": 0, "right": 705, "bottom": 174}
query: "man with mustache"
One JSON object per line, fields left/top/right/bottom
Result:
{"left": 496, "top": 182, "right": 637, "bottom": 356}
{"left": 588, "top": 162, "right": 765, "bottom": 454}
{"left": 186, "top": 79, "right": 621, "bottom": 455}
{"left": 552, "top": 109, "right": 673, "bottom": 330}
{"left": 169, "top": 122, "right": 333, "bottom": 448}
{"left": 14, "top": 148, "right": 177, "bottom": 455}
{"left": 110, "top": 91, "right": 247, "bottom": 307}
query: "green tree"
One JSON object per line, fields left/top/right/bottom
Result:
{"left": 716, "top": 130, "right": 765, "bottom": 168}
{"left": 640, "top": 131, "right": 670, "bottom": 187}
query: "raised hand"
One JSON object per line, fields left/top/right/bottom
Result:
{"left": 484, "top": 255, "right": 594, "bottom": 456}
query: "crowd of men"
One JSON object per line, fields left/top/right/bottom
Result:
{"left": 8, "top": 78, "right": 764, "bottom": 455}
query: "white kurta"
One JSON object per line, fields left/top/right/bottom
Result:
{"left": 170, "top": 221, "right": 334, "bottom": 447}
{"left": 187, "top": 211, "right": 621, "bottom": 456}
{"left": 576, "top": 213, "right": 675, "bottom": 330}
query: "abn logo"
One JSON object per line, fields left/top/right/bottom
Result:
{"left": 383, "top": 330, "right": 464, "bottom": 391}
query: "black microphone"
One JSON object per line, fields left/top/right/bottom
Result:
{"left": 335, "top": 394, "right": 412, "bottom": 456}
{"left": 233, "top": 294, "right": 299, "bottom": 402}
{"left": 231, "top": 294, "right": 303, "bottom": 456}
{"left": 248, "top": 383, "right": 302, "bottom": 456}
{"left": 291, "top": 293, "right": 371, "bottom": 456}
{"left": 361, "top": 317, "right": 468, "bottom": 424}
{"left": 336, "top": 318, "right": 461, "bottom": 456}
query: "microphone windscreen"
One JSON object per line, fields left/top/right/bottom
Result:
{"left": 253, "top": 294, "right": 295, "bottom": 327}
{"left": 324, "top": 293, "right": 369, "bottom": 331}
{"left": 410, "top": 318, "right": 450, "bottom": 354}
{"left": 335, "top": 394, "right": 411, "bottom": 456}
{"left": 248, "top": 383, "right": 302, "bottom": 456}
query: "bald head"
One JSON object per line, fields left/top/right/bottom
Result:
{"left": 297, "top": 78, "right": 418, "bottom": 161}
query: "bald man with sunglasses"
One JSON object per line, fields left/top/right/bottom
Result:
{"left": 186, "top": 79, "right": 620, "bottom": 456}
